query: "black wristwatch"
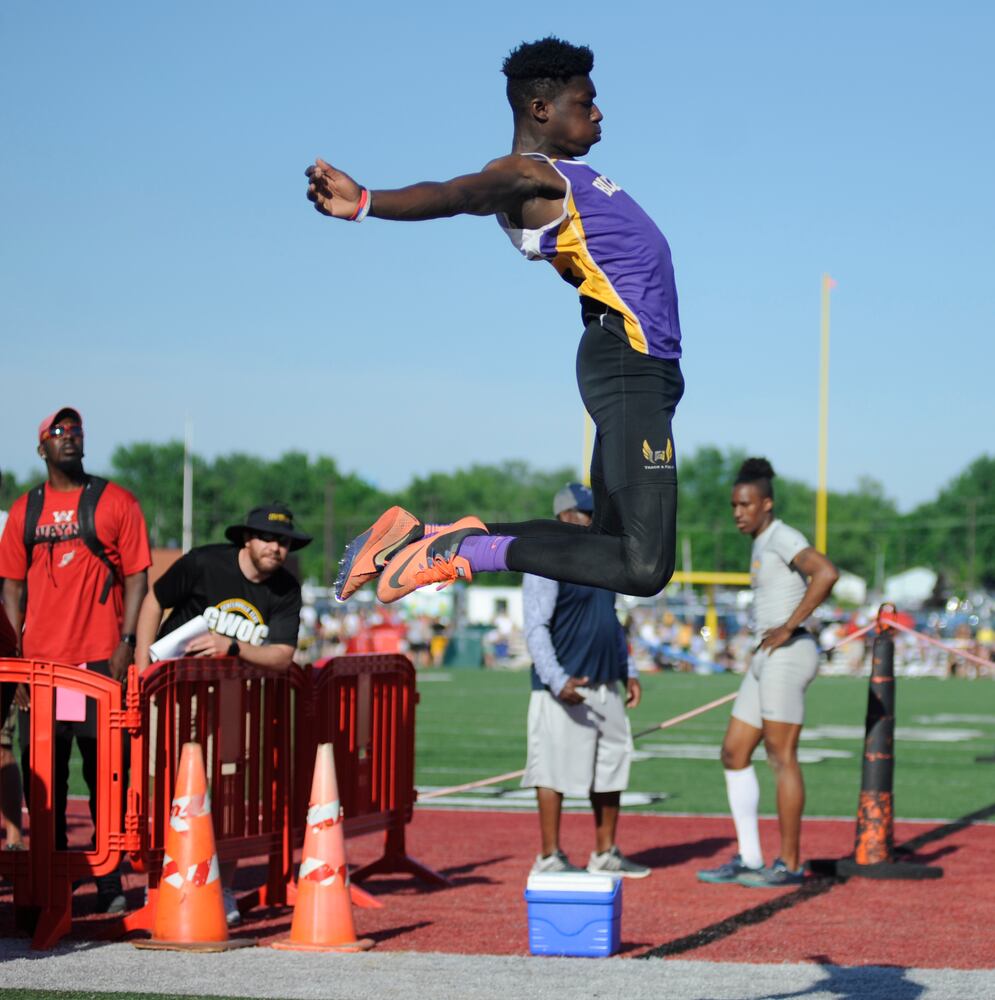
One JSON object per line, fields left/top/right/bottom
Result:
{"left": 120, "top": 633, "right": 137, "bottom": 647}
{"left": 227, "top": 638, "right": 240, "bottom": 657}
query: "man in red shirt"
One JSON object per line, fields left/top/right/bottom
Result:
{"left": 0, "top": 407, "right": 151, "bottom": 912}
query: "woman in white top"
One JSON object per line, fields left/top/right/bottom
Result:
{"left": 699, "top": 458, "right": 838, "bottom": 888}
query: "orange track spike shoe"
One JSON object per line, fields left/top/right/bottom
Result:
{"left": 376, "top": 517, "right": 486, "bottom": 604}
{"left": 334, "top": 506, "right": 424, "bottom": 602}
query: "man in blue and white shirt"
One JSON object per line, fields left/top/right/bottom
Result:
{"left": 521, "top": 483, "right": 649, "bottom": 878}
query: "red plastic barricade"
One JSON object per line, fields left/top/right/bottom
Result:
{"left": 302, "top": 654, "right": 447, "bottom": 886}
{"left": 121, "top": 656, "right": 306, "bottom": 934}
{"left": 1, "top": 651, "right": 440, "bottom": 948}
{"left": 0, "top": 658, "right": 136, "bottom": 949}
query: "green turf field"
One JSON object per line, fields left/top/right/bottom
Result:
{"left": 413, "top": 669, "right": 995, "bottom": 821}
{"left": 57, "top": 669, "right": 994, "bottom": 823}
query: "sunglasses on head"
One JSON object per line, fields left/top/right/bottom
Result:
{"left": 43, "top": 423, "right": 83, "bottom": 440}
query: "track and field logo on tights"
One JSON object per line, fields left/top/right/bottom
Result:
{"left": 642, "top": 438, "right": 674, "bottom": 471}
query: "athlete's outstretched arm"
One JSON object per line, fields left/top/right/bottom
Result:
{"left": 305, "top": 156, "right": 564, "bottom": 222}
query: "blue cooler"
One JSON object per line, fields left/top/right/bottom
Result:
{"left": 524, "top": 872, "right": 622, "bottom": 957}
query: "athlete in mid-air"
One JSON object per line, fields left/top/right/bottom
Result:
{"left": 306, "top": 37, "right": 684, "bottom": 603}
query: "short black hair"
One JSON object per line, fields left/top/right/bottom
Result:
{"left": 735, "top": 457, "right": 775, "bottom": 500}
{"left": 502, "top": 37, "right": 594, "bottom": 113}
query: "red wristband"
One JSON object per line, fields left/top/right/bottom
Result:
{"left": 348, "top": 188, "right": 371, "bottom": 222}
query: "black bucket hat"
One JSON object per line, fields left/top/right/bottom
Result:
{"left": 225, "top": 502, "right": 312, "bottom": 551}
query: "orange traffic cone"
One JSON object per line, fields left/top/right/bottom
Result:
{"left": 134, "top": 742, "right": 253, "bottom": 952}
{"left": 273, "top": 743, "right": 374, "bottom": 952}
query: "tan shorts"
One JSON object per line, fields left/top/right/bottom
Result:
{"left": 732, "top": 639, "right": 819, "bottom": 728}
{"left": 521, "top": 685, "right": 632, "bottom": 798}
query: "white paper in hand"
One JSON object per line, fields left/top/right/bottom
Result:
{"left": 149, "top": 614, "right": 210, "bottom": 662}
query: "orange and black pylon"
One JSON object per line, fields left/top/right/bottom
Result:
{"left": 813, "top": 605, "right": 942, "bottom": 880}
{"left": 851, "top": 612, "right": 898, "bottom": 868}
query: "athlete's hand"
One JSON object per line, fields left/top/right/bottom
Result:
{"left": 558, "top": 676, "right": 589, "bottom": 705}
{"left": 625, "top": 677, "right": 642, "bottom": 709}
{"left": 759, "top": 625, "right": 794, "bottom": 653}
{"left": 305, "top": 158, "right": 364, "bottom": 219}
{"left": 185, "top": 632, "right": 232, "bottom": 657}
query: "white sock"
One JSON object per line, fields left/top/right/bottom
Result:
{"left": 724, "top": 766, "right": 763, "bottom": 869}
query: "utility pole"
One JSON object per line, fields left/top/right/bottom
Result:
{"left": 966, "top": 497, "right": 977, "bottom": 590}
{"left": 816, "top": 274, "right": 836, "bottom": 554}
{"left": 182, "top": 417, "right": 193, "bottom": 552}
{"left": 323, "top": 480, "right": 336, "bottom": 587}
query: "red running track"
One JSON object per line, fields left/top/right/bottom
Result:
{"left": 2, "top": 805, "right": 992, "bottom": 967}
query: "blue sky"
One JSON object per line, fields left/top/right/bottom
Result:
{"left": 1, "top": 2, "right": 991, "bottom": 511}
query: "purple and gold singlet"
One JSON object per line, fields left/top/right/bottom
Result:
{"left": 497, "top": 154, "right": 681, "bottom": 359}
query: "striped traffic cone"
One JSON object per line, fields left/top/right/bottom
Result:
{"left": 134, "top": 742, "right": 253, "bottom": 951}
{"left": 273, "top": 743, "right": 374, "bottom": 952}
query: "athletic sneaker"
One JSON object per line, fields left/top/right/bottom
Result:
{"left": 94, "top": 870, "right": 127, "bottom": 914}
{"left": 531, "top": 850, "right": 586, "bottom": 875}
{"left": 334, "top": 506, "right": 423, "bottom": 602}
{"left": 737, "top": 857, "right": 806, "bottom": 888}
{"left": 697, "top": 853, "right": 761, "bottom": 884}
{"left": 222, "top": 887, "right": 242, "bottom": 927}
{"left": 376, "top": 517, "right": 486, "bottom": 604}
{"left": 95, "top": 890, "right": 127, "bottom": 915}
{"left": 587, "top": 845, "right": 651, "bottom": 879}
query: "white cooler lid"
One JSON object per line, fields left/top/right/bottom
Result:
{"left": 526, "top": 872, "right": 617, "bottom": 893}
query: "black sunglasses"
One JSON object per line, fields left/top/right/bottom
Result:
{"left": 251, "top": 531, "right": 291, "bottom": 547}
{"left": 43, "top": 423, "right": 84, "bottom": 440}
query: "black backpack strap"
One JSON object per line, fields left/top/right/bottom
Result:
{"left": 22, "top": 484, "right": 46, "bottom": 570}
{"left": 78, "top": 475, "right": 120, "bottom": 605}
{"left": 21, "top": 476, "right": 119, "bottom": 604}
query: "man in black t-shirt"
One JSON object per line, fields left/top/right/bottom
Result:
{"left": 134, "top": 502, "right": 311, "bottom": 925}
{"left": 135, "top": 502, "right": 311, "bottom": 673}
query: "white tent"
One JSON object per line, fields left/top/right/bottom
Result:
{"left": 833, "top": 570, "right": 867, "bottom": 606}
{"left": 884, "top": 567, "right": 938, "bottom": 608}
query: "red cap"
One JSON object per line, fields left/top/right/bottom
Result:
{"left": 38, "top": 406, "right": 83, "bottom": 442}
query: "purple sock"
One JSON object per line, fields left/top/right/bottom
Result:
{"left": 459, "top": 534, "right": 514, "bottom": 573}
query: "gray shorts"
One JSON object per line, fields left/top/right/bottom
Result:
{"left": 731, "top": 638, "right": 819, "bottom": 728}
{"left": 521, "top": 685, "right": 632, "bottom": 798}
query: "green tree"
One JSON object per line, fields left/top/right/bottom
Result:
{"left": 824, "top": 476, "right": 901, "bottom": 587}
{"left": 0, "top": 469, "right": 33, "bottom": 511}
{"left": 674, "top": 445, "right": 747, "bottom": 572}
{"left": 398, "top": 461, "right": 574, "bottom": 525}
{"left": 109, "top": 444, "right": 395, "bottom": 583}
{"left": 110, "top": 441, "right": 189, "bottom": 548}
{"left": 674, "top": 449, "right": 900, "bottom": 582}
{"left": 901, "top": 455, "right": 995, "bottom": 589}
{"left": 92, "top": 440, "right": 995, "bottom": 593}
